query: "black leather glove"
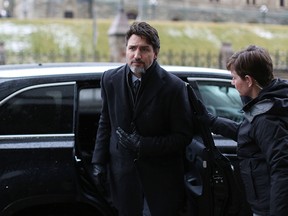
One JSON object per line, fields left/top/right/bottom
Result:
{"left": 197, "top": 99, "right": 217, "bottom": 126}
{"left": 116, "top": 127, "right": 141, "bottom": 156}
{"left": 92, "top": 164, "right": 107, "bottom": 195}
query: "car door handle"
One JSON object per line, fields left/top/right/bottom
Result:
{"left": 74, "top": 156, "right": 82, "bottom": 162}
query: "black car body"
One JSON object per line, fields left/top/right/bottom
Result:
{"left": 0, "top": 62, "right": 250, "bottom": 216}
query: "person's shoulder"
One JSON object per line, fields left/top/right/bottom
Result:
{"left": 158, "top": 66, "right": 184, "bottom": 84}
{"left": 245, "top": 99, "right": 274, "bottom": 123}
{"left": 102, "top": 65, "right": 126, "bottom": 81}
{"left": 105, "top": 64, "right": 126, "bottom": 75}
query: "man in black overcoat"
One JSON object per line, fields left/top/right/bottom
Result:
{"left": 92, "top": 21, "right": 194, "bottom": 216}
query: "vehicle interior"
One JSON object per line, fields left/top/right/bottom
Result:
{"left": 75, "top": 81, "right": 106, "bottom": 197}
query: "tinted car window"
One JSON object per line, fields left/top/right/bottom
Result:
{"left": 198, "top": 82, "right": 243, "bottom": 122}
{"left": 0, "top": 84, "right": 74, "bottom": 135}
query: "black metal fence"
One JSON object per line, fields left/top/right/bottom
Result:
{"left": 2, "top": 50, "right": 288, "bottom": 72}
{"left": 159, "top": 50, "right": 220, "bottom": 68}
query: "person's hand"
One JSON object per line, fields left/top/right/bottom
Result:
{"left": 197, "top": 99, "right": 217, "bottom": 126}
{"left": 92, "top": 164, "right": 107, "bottom": 195}
{"left": 116, "top": 127, "right": 141, "bottom": 156}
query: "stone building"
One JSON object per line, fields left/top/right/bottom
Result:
{"left": 0, "top": 0, "right": 92, "bottom": 19}
{"left": 0, "top": 0, "right": 288, "bottom": 24}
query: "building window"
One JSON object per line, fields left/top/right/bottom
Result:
{"left": 64, "top": 11, "right": 74, "bottom": 18}
{"left": 247, "top": 0, "right": 256, "bottom": 4}
{"left": 280, "top": 0, "right": 285, "bottom": 7}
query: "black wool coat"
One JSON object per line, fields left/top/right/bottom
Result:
{"left": 92, "top": 61, "right": 193, "bottom": 215}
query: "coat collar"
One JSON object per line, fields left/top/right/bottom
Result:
{"left": 244, "top": 99, "right": 274, "bottom": 123}
{"left": 111, "top": 61, "right": 166, "bottom": 117}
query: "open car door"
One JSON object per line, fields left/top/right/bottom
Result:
{"left": 184, "top": 82, "right": 251, "bottom": 216}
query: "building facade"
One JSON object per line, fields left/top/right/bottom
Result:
{"left": 0, "top": 0, "right": 288, "bottom": 24}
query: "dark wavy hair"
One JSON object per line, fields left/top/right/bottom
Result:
{"left": 226, "top": 45, "right": 274, "bottom": 87}
{"left": 125, "top": 21, "right": 160, "bottom": 55}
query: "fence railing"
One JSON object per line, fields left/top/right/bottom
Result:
{"left": 2, "top": 50, "right": 288, "bottom": 72}
{"left": 159, "top": 50, "right": 220, "bottom": 68}
{"left": 4, "top": 51, "right": 109, "bottom": 65}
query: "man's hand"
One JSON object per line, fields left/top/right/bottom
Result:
{"left": 116, "top": 127, "right": 141, "bottom": 155}
{"left": 92, "top": 164, "right": 107, "bottom": 195}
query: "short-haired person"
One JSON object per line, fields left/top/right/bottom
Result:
{"left": 201, "top": 45, "right": 288, "bottom": 216}
{"left": 91, "top": 21, "right": 194, "bottom": 216}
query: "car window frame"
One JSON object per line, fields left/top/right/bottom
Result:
{"left": 0, "top": 81, "right": 76, "bottom": 137}
{"left": 188, "top": 77, "right": 243, "bottom": 122}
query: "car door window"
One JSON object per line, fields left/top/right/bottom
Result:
{"left": 0, "top": 83, "right": 74, "bottom": 135}
{"left": 197, "top": 82, "right": 243, "bottom": 122}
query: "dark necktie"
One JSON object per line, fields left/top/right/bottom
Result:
{"left": 133, "top": 79, "right": 141, "bottom": 98}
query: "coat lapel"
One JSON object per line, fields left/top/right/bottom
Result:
{"left": 110, "top": 63, "right": 166, "bottom": 121}
{"left": 111, "top": 65, "right": 133, "bottom": 118}
{"left": 135, "top": 64, "right": 166, "bottom": 116}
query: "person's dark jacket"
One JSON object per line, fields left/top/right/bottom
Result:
{"left": 92, "top": 61, "right": 193, "bottom": 215}
{"left": 211, "top": 78, "right": 288, "bottom": 216}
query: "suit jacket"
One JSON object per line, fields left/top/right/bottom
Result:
{"left": 92, "top": 61, "right": 193, "bottom": 212}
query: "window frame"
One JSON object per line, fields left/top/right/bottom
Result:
{"left": 188, "top": 77, "right": 243, "bottom": 122}
{"left": 0, "top": 81, "right": 76, "bottom": 137}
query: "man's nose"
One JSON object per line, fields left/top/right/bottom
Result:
{"left": 134, "top": 49, "right": 141, "bottom": 58}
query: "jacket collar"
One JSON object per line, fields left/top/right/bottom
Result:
{"left": 244, "top": 99, "right": 274, "bottom": 123}
{"left": 111, "top": 61, "right": 166, "bottom": 117}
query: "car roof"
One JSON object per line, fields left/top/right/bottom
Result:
{"left": 0, "top": 62, "right": 231, "bottom": 79}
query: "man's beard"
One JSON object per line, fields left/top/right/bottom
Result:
{"left": 129, "top": 65, "right": 146, "bottom": 74}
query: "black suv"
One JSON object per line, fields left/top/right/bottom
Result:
{"left": 0, "top": 63, "right": 249, "bottom": 216}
